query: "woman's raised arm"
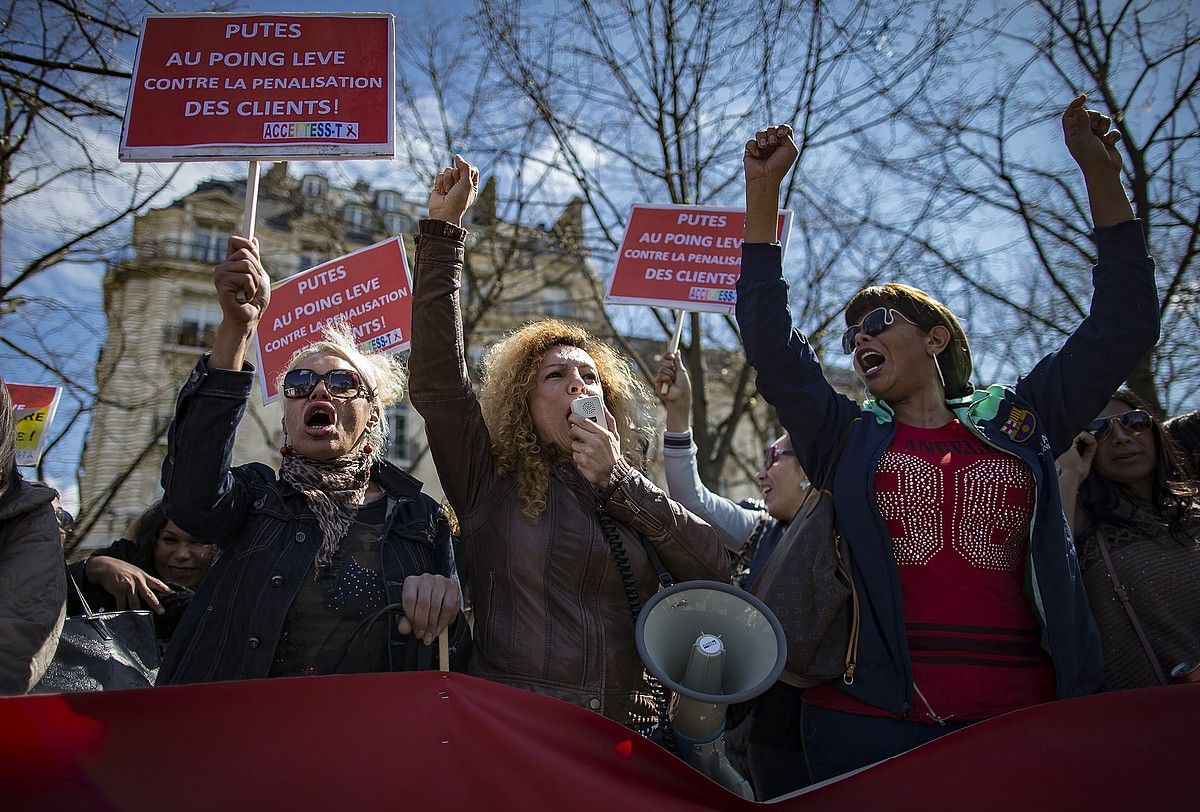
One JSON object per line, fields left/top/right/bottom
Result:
{"left": 408, "top": 156, "right": 497, "bottom": 517}
{"left": 209, "top": 235, "right": 270, "bottom": 371}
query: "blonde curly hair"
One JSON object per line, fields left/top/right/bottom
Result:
{"left": 277, "top": 320, "right": 407, "bottom": 462}
{"left": 478, "top": 319, "right": 653, "bottom": 521}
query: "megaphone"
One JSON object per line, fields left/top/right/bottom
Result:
{"left": 636, "top": 580, "right": 786, "bottom": 798}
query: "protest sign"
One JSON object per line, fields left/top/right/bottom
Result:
{"left": 5, "top": 383, "right": 63, "bottom": 467}
{"left": 253, "top": 238, "right": 412, "bottom": 403}
{"left": 120, "top": 13, "right": 394, "bottom": 161}
{"left": 605, "top": 204, "right": 792, "bottom": 314}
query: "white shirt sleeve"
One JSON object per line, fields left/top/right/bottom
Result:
{"left": 662, "top": 429, "right": 763, "bottom": 552}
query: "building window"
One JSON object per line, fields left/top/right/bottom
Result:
{"left": 170, "top": 297, "right": 222, "bottom": 348}
{"left": 386, "top": 404, "right": 411, "bottom": 464}
{"left": 384, "top": 213, "right": 409, "bottom": 234}
{"left": 302, "top": 174, "right": 328, "bottom": 197}
{"left": 191, "top": 226, "right": 227, "bottom": 264}
{"left": 504, "top": 289, "right": 572, "bottom": 320}
{"left": 299, "top": 247, "right": 326, "bottom": 272}
{"left": 544, "top": 288, "right": 572, "bottom": 318}
{"left": 344, "top": 205, "right": 370, "bottom": 230}
{"left": 376, "top": 190, "right": 402, "bottom": 212}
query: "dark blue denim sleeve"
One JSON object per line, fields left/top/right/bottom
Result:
{"left": 1016, "top": 220, "right": 1160, "bottom": 457}
{"left": 161, "top": 355, "right": 256, "bottom": 546}
{"left": 735, "top": 242, "right": 860, "bottom": 484}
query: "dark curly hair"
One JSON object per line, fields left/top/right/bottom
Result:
{"left": 122, "top": 501, "right": 172, "bottom": 575}
{"left": 1077, "top": 388, "right": 1199, "bottom": 544}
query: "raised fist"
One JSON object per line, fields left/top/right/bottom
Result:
{"left": 1062, "top": 94, "right": 1122, "bottom": 175}
{"left": 212, "top": 236, "right": 270, "bottom": 326}
{"left": 744, "top": 125, "right": 799, "bottom": 189}
{"left": 428, "top": 154, "right": 479, "bottom": 226}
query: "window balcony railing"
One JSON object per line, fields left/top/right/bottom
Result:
{"left": 135, "top": 237, "right": 226, "bottom": 264}
{"left": 132, "top": 238, "right": 295, "bottom": 279}
{"left": 162, "top": 323, "right": 217, "bottom": 349}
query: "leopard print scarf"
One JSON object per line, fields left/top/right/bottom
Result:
{"left": 280, "top": 451, "right": 372, "bottom": 569}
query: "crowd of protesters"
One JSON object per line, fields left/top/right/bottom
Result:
{"left": 1, "top": 94, "right": 1197, "bottom": 800}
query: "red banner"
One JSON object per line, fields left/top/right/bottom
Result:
{"left": 1, "top": 674, "right": 1194, "bottom": 811}
{"left": 120, "top": 13, "right": 394, "bottom": 161}
{"left": 253, "top": 238, "right": 412, "bottom": 403}
{"left": 4, "top": 382, "right": 63, "bottom": 467}
{"left": 605, "top": 205, "right": 792, "bottom": 314}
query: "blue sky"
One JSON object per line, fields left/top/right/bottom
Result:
{"left": 188, "top": 0, "right": 478, "bottom": 17}
{"left": 2, "top": 1, "right": 477, "bottom": 508}
{"left": 4, "top": 0, "right": 1196, "bottom": 511}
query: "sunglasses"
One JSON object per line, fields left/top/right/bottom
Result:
{"left": 1086, "top": 410, "right": 1153, "bottom": 442}
{"left": 54, "top": 508, "right": 76, "bottom": 532}
{"left": 841, "top": 307, "right": 918, "bottom": 355}
{"left": 282, "top": 368, "right": 370, "bottom": 401}
{"left": 763, "top": 445, "right": 795, "bottom": 469}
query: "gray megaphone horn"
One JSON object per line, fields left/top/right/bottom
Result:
{"left": 635, "top": 580, "right": 786, "bottom": 798}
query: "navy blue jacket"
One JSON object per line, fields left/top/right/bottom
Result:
{"left": 736, "top": 220, "right": 1159, "bottom": 716}
{"left": 158, "top": 356, "right": 468, "bottom": 684}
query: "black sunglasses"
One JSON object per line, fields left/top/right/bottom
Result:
{"left": 1086, "top": 410, "right": 1153, "bottom": 442}
{"left": 763, "top": 445, "right": 795, "bottom": 469}
{"left": 54, "top": 508, "right": 76, "bottom": 532}
{"left": 282, "top": 368, "right": 370, "bottom": 400}
{"left": 841, "top": 307, "right": 917, "bottom": 354}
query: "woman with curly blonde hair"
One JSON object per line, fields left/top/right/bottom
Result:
{"left": 410, "top": 155, "right": 730, "bottom": 730}
{"left": 479, "top": 319, "right": 652, "bottom": 520}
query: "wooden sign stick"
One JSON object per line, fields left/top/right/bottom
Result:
{"left": 660, "top": 310, "right": 686, "bottom": 396}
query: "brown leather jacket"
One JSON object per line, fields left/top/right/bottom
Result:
{"left": 409, "top": 228, "right": 731, "bottom": 725}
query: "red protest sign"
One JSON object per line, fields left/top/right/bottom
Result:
{"left": 4, "top": 383, "right": 63, "bottom": 467}
{"left": 120, "top": 13, "right": 394, "bottom": 161}
{"left": 253, "top": 239, "right": 412, "bottom": 403}
{"left": 605, "top": 204, "right": 792, "bottom": 314}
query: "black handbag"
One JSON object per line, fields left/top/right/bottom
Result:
{"left": 330, "top": 602, "right": 441, "bottom": 673}
{"left": 750, "top": 422, "right": 860, "bottom": 688}
{"left": 32, "top": 571, "right": 159, "bottom": 693}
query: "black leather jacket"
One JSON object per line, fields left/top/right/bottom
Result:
{"left": 158, "top": 356, "right": 468, "bottom": 684}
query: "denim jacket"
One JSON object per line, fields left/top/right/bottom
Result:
{"left": 158, "top": 356, "right": 468, "bottom": 684}
{"left": 736, "top": 220, "right": 1159, "bottom": 716}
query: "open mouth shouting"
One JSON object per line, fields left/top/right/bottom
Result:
{"left": 855, "top": 348, "right": 886, "bottom": 378}
{"left": 303, "top": 402, "right": 337, "bottom": 437}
